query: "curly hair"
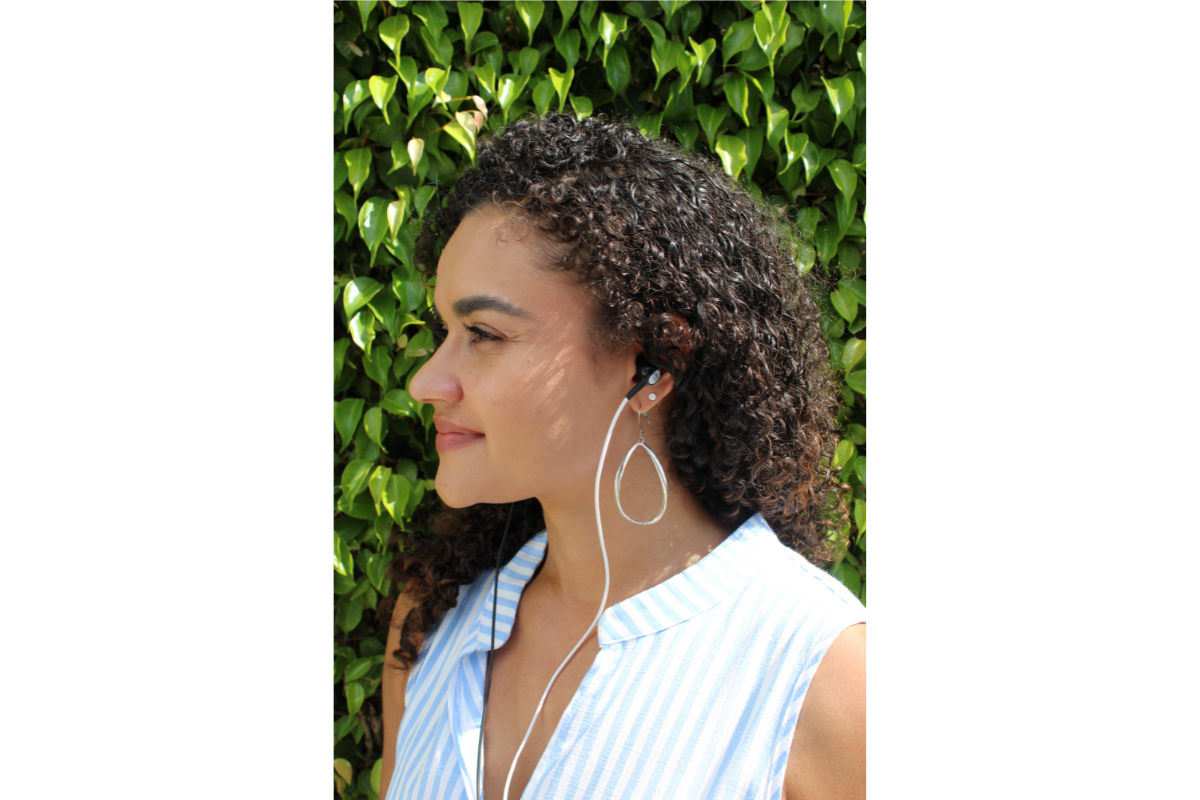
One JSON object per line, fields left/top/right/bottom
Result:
{"left": 389, "top": 112, "right": 846, "bottom": 670}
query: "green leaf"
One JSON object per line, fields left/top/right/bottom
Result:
{"left": 516, "top": 0, "right": 545, "bottom": 46}
{"left": 845, "top": 423, "right": 866, "bottom": 445}
{"left": 342, "top": 81, "right": 371, "bottom": 134}
{"left": 814, "top": 224, "right": 840, "bottom": 266}
{"left": 837, "top": 240, "right": 861, "bottom": 273}
{"left": 411, "top": 0, "right": 448, "bottom": 40}
{"left": 334, "top": 191, "right": 358, "bottom": 240}
{"left": 387, "top": 197, "right": 409, "bottom": 242}
{"left": 715, "top": 135, "right": 748, "bottom": 180}
{"left": 736, "top": 127, "right": 763, "bottom": 180}
{"left": 364, "top": 407, "right": 388, "bottom": 447}
{"left": 826, "top": 159, "right": 858, "bottom": 200}
{"left": 467, "top": 30, "right": 499, "bottom": 54}
{"left": 854, "top": 459, "right": 867, "bottom": 489}
{"left": 599, "top": 12, "right": 628, "bottom": 68}
{"left": 382, "top": 473, "right": 411, "bottom": 523}
{"left": 651, "top": 38, "right": 684, "bottom": 92}
{"left": 821, "top": 75, "right": 855, "bottom": 135}
{"left": 784, "top": 130, "right": 810, "bottom": 172}
{"left": 637, "top": 112, "right": 663, "bottom": 140}
{"left": 457, "top": 1, "right": 483, "bottom": 48}
{"left": 335, "top": 398, "right": 365, "bottom": 452}
{"left": 471, "top": 62, "right": 496, "bottom": 100}
{"left": 414, "top": 184, "right": 437, "bottom": 218}
{"left": 696, "top": 103, "right": 728, "bottom": 146}
{"left": 554, "top": 27, "right": 582, "bottom": 70}
{"left": 349, "top": 309, "right": 376, "bottom": 355}
{"left": 569, "top": 93, "right": 593, "bottom": 121}
{"left": 340, "top": 460, "right": 374, "bottom": 503}
{"left": 532, "top": 77, "right": 556, "bottom": 117}
{"left": 334, "top": 758, "right": 354, "bottom": 789}
{"left": 842, "top": 338, "right": 865, "bottom": 371}
{"left": 688, "top": 36, "right": 716, "bottom": 73}
{"left": 765, "top": 101, "right": 789, "bottom": 152}
{"left": 358, "top": 198, "right": 390, "bottom": 268}
{"left": 516, "top": 45, "right": 540, "bottom": 75}
{"left": 845, "top": 278, "right": 866, "bottom": 305}
{"left": 722, "top": 18, "right": 755, "bottom": 66}
{"left": 845, "top": 369, "right": 866, "bottom": 395}
{"left": 801, "top": 139, "right": 834, "bottom": 185}
{"left": 830, "top": 286, "right": 858, "bottom": 322}
{"left": 407, "top": 136, "right": 425, "bottom": 173}
{"left": 791, "top": 84, "right": 822, "bottom": 116}
{"left": 370, "top": 760, "right": 383, "bottom": 796}
{"left": 334, "top": 338, "right": 351, "bottom": 382}
{"left": 397, "top": 55, "right": 419, "bottom": 93}
{"left": 723, "top": 71, "right": 750, "bottom": 126}
{"left": 344, "top": 149, "right": 372, "bottom": 201}
{"left": 344, "top": 277, "right": 383, "bottom": 320}
{"left": 796, "top": 206, "right": 820, "bottom": 238}
{"left": 833, "top": 439, "right": 856, "bottom": 468}
{"left": 673, "top": 120, "right": 699, "bottom": 152}
{"left": 334, "top": 532, "right": 354, "bottom": 577}
{"left": 445, "top": 114, "right": 478, "bottom": 161}
{"left": 378, "top": 14, "right": 410, "bottom": 51}
{"left": 345, "top": 680, "right": 367, "bottom": 715}
{"left": 820, "top": 0, "right": 852, "bottom": 51}
{"left": 496, "top": 73, "right": 530, "bottom": 115}
{"left": 857, "top": 38, "right": 866, "bottom": 72}
{"left": 369, "top": 75, "right": 398, "bottom": 124}
{"left": 418, "top": 27, "right": 453, "bottom": 68}
{"left": 344, "top": 656, "right": 374, "bottom": 683}
{"left": 794, "top": 240, "right": 815, "bottom": 272}
{"left": 368, "top": 465, "right": 393, "bottom": 515}
{"left": 605, "top": 44, "right": 631, "bottom": 98}
{"left": 334, "top": 152, "right": 348, "bottom": 192}
{"left": 361, "top": 346, "right": 393, "bottom": 388}
{"left": 380, "top": 388, "right": 416, "bottom": 416}
{"left": 366, "top": 550, "right": 390, "bottom": 593}
{"left": 548, "top": 67, "right": 574, "bottom": 113}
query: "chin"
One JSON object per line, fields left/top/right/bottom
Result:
{"left": 432, "top": 472, "right": 478, "bottom": 509}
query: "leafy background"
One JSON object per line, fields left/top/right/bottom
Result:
{"left": 332, "top": 1, "right": 865, "bottom": 795}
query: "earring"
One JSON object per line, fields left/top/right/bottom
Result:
{"left": 648, "top": 393, "right": 656, "bottom": 401}
{"left": 614, "top": 410, "right": 668, "bottom": 525}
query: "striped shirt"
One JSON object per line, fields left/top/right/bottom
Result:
{"left": 388, "top": 512, "right": 866, "bottom": 800}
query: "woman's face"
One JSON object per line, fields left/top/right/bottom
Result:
{"left": 408, "top": 205, "right": 639, "bottom": 509}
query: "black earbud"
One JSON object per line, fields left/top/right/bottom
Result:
{"left": 625, "top": 354, "right": 666, "bottom": 401}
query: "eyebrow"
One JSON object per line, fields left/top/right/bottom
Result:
{"left": 433, "top": 294, "right": 535, "bottom": 321}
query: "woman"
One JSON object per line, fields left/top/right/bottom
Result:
{"left": 381, "top": 113, "right": 865, "bottom": 800}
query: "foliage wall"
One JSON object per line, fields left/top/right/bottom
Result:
{"left": 333, "top": 1, "right": 865, "bottom": 795}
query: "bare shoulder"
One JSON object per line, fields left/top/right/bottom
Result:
{"left": 782, "top": 622, "right": 866, "bottom": 800}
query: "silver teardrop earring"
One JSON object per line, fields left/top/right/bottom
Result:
{"left": 614, "top": 409, "right": 668, "bottom": 525}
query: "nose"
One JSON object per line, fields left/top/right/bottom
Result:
{"left": 408, "top": 345, "right": 463, "bottom": 406}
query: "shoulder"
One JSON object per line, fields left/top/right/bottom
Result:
{"left": 782, "top": 621, "right": 865, "bottom": 800}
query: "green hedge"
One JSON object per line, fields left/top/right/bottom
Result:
{"left": 333, "top": 1, "right": 865, "bottom": 795}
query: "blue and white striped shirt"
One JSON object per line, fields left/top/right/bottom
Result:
{"left": 389, "top": 512, "right": 866, "bottom": 800}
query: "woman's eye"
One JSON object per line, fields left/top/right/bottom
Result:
{"left": 428, "top": 321, "right": 498, "bottom": 348}
{"left": 464, "top": 325, "right": 499, "bottom": 345}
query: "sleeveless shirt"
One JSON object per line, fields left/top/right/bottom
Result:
{"left": 388, "top": 512, "right": 866, "bottom": 800}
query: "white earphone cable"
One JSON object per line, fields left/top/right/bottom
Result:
{"left": 500, "top": 395, "right": 626, "bottom": 800}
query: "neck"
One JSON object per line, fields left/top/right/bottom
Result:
{"left": 532, "top": 468, "right": 735, "bottom": 614}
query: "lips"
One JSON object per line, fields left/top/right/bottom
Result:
{"left": 433, "top": 417, "right": 484, "bottom": 453}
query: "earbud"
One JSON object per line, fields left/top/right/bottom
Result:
{"left": 626, "top": 354, "right": 666, "bottom": 401}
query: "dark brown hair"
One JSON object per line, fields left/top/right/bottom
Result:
{"left": 389, "top": 112, "right": 845, "bottom": 670}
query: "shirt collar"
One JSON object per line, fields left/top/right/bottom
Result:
{"left": 458, "top": 512, "right": 777, "bottom": 657}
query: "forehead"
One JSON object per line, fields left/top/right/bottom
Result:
{"left": 435, "top": 206, "right": 585, "bottom": 315}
